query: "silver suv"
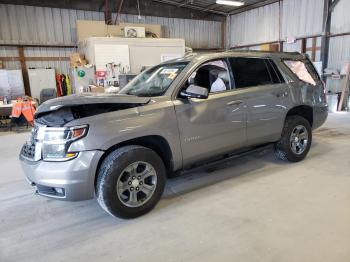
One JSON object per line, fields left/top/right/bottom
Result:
{"left": 20, "top": 51, "right": 328, "bottom": 218}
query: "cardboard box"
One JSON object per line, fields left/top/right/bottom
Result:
{"left": 77, "top": 20, "right": 163, "bottom": 42}
{"left": 70, "top": 53, "right": 87, "bottom": 68}
{"left": 76, "top": 20, "right": 107, "bottom": 42}
{"left": 90, "top": 86, "right": 105, "bottom": 93}
{"left": 261, "top": 43, "right": 279, "bottom": 52}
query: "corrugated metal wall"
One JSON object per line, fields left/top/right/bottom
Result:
{"left": 0, "top": 4, "right": 222, "bottom": 73}
{"left": 229, "top": 2, "right": 279, "bottom": 47}
{"left": 0, "top": 5, "right": 105, "bottom": 45}
{"left": 328, "top": 0, "right": 350, "bottom": 70}
{"left": 0, "top": 4, "right": 222, "bottom": 47}
{"left": 229, "top": 0, "right": 324, "bottom": 47}
{"left": 330, "top": 0, "right": 350, "bottom": 34}
{"left": 1, "top": 1, "right": 349, "bottom": 73}
{"left": 117, "top": 14, "right": 222, "bottom": 49}
{"left": 229, "top": 0, "right": 350, "bottom": 93}
{"left": 328, "top": 35, "right": 350, "bottom": 72}
{"left": 23, "top": 48, "right": 74, "bottom": 75}
{"left": 281, "top": 0, "right": 324, "bottom": 39}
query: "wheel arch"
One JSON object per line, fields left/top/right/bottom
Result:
{"left": 95, "top": 135, "right": 174, "bottom": 187}
{"left": 285, "top": 105, "right": 313, "bottom": 127}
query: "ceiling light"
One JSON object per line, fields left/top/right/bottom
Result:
{"left": 216, "top": 0, "right": 245, "bottom": 6}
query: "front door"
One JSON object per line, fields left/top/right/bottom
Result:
{"left": 173, "top": 59, "right": 247, "bottom": 166}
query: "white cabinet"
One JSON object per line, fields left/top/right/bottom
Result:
{"left": 79, "top": 37, "right": 185, "bottom": 74}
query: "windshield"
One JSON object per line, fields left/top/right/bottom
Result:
{"left": 119, "top": 62, "right": 188, "bottom": 97}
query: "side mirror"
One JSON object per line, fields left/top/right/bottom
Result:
{"left": 180, "top": 84, "right": 209, "bottom": 99}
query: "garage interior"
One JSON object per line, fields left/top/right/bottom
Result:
{"left": 1, "top": 0, "right": 350, "bottom": 261}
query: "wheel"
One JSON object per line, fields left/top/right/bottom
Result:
{"left": 274, "top": 115, "right": 312, "bottom": 162}
{"left": 96, "top": 145, "right": 166, "bottom": 219}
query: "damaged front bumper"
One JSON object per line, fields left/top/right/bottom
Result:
{"left": 19, "top": 150, "right": 104, "bottom": 201}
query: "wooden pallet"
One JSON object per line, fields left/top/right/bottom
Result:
{"left": 338, "top": 62, "right": 350, "bottom": 111}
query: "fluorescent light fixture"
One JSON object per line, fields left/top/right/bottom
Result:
{"left": 216, "top": 0, "right": 245, "bottom": 6}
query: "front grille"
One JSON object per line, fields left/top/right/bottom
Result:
{"left": 21, "top": 123, "right": 43, "bottom": 161}
{"left": 31, "top": 122, "right": 41, "bottom": 142}
{"left": 21, "top": 142, "right": 36, "bottom": 160}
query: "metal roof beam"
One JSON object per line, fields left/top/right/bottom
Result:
{"left": 229, "top": 0, "right": 279, "bottom": 15}
{"left": 329, "top": 0, "right": 340, "bottom": 12}
{"left": 152, "top": 0, "right": 227, "bottom": 16}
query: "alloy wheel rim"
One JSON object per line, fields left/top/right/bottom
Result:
{"left": 290, "top": 125, "right": 308, "bottom": 155}
{"left": 116, "top": 161, "right": 157, "bottom": 208}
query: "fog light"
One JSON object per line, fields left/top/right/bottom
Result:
{"left": 54, "top": 188, "right": 64, "bottom": 195}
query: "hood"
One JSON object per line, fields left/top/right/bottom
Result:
{"left": 36, "top": 93, "right": 150, "bottom": 116}
{"left": 34, "top": 93, "right": 151, "bottom": 127}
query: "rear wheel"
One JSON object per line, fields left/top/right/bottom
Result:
{"left": 275, "top": 115, "right": 312, "bottom": 162}
{"left": 96, "top": 145, "right": 166, "bottom": 218}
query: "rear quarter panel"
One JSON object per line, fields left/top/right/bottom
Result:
{"left": 275, "top": 58, "right": 328, "bottom": 128}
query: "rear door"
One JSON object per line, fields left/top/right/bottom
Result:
{"left": 228, "top": 57, "right": 290, "bottom": 145}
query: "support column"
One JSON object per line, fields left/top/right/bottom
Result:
{"left": 221, "top": 16, "right": 226, "bottom": 49}
{"left": 17, "top": 46, "right": 31, "bottom": 96}
{"left": 320, "top": 0, "right": 333, "bottom": 71}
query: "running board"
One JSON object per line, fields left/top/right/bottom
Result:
{"left": 174, "top": 143, "right": 273, "bottom": 177}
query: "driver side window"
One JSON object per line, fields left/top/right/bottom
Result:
{"left": 187, "top": 59, "right": 231, "bottom": 94}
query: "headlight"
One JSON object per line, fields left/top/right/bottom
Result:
{"left": 37, "top": 125, "right": 88, "bottom": 161}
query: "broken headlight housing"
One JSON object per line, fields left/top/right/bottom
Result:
{"left": 37, "top": 125, "right": 88, "bottom": 161}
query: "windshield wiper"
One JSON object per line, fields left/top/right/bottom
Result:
{"left": 135, "top": 93, "right": 157, "bottom": 97}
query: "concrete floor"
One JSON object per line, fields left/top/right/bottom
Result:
{"left": 1, "top": 113, "right": 350, "bottom": 262}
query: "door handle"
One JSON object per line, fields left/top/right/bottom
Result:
{"left": 227, "top": 100, "right": 243, "bottom": 106}
{"left": 275, "top": 91, "right": 288, "bottom": 98}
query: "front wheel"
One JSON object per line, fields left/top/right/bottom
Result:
{"left": 275, "top": 115, "right": 312, "bottom": 162}
{"left": 96, "top": 145, "right": 166, "bottom": 219}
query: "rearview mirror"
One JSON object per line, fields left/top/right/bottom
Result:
{"left": 180, "top": 84, "right": 209, "bottom": 99}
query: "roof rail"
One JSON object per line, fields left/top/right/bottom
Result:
{"left": 227, "top": 49, "right": 302, "bottom": 55}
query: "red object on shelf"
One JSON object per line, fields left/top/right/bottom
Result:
{"left": 56, "top": 74, "right": 63, "bottom": 96}
{"left": 96, "top": 71, "right": 106, "bottom": 77}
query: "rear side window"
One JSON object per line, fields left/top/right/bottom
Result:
{"left": 284, "top": 60, "right": 317, "bottom": 86}
{"left": 267, "top": 60, "right": 285, "bottom": 83}
{"left": 229, "top": 57, "right": 282, "bottom": 89}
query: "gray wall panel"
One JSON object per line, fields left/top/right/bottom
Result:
{"left": 328, "top": 0, "right": 350, "bottom": 71}
{"left": 229, "top": 2, "right": 280, "bottom": 47}
{"left": 282, "top": 0, "right": 324, "bottom": 39}
{"left": 331, "top": 0, "right": 350, "bottom": 34}
{"left": 229, "top": 0, "right": 325, "bottom": 47}
{"left": 0, "top": 4, "right": 222, "bottom": 48}
{"left": 328, "top": 36, "right": 350, "bottom": 71}
{"left": 0, "top": 4, "right": 222, "bottom": 74}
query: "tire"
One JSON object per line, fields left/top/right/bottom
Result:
{"left": 274, "top": 115, "right": 312, "bottom": 162}
{"left": 96, "top": 145, "right": 166, "bottom": 219}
